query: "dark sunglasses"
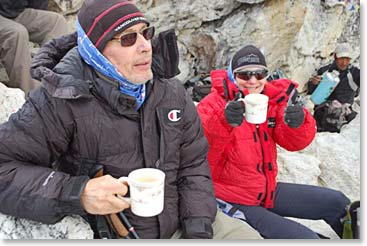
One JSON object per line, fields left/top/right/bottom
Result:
{"left": 235, "top": 69, "right": 269, "bottom": 81}
{"left": 112, "top": 26, "right": 155, "bottom": 47}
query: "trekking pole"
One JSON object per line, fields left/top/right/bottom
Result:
{"left": 117, "top": 212, "right": 140, "bottom": 239}
{"left": 91, "top": 165, "right": 138, "bottom": 239}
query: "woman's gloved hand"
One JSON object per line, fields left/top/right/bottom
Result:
{"left": 224, "top": 100, "right": 245, "bottom": 127}
{"left": 284, "top": 104, "right": 305, "bottom": 128}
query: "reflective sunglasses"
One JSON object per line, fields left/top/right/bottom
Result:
{"left": 112, "top": 26, "right": 155, "bottom": 47}
{"left": 235, "top": 69, "right": 269, "bottom": 81}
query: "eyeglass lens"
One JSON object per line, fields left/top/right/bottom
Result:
{"left": 236, "top": 70, "right": 268, "bottom": 80}
{"left": 119, "top": 26, "right": 155, "bottom": 47}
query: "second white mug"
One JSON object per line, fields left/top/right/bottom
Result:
{"left": 241, "top": 94, "right": 269, "bottom": 124}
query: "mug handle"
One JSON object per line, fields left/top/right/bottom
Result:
{"left": 117, "top": 177, "right": 131, "bottom": 204}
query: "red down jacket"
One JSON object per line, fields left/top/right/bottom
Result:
{"left": 197, "top": 70, "right": 316, "bottom": 208}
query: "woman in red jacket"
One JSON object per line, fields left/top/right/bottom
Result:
{"left": 197, "top": 45, "right": 350, "bottom": 239}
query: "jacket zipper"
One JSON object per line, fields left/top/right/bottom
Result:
{"left": 155, "top": 109, "right": 165, "bottom": 168}
{"left": 139, "top": 105, "right": 147, "bottom": 168}
{"left": 256, "top": 124, "right": 267, "bottom": 205}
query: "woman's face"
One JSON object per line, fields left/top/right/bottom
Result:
{"left": 234, "top": 67, "right": 268, "bottom": 94}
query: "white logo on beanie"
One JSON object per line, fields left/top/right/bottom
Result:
{"left": 114, "top": 16, "right": 147, "bottom": 32}
{"left": 237, "top": 54, "right": 260, "bottom": 66}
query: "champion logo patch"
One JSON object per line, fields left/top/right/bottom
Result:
{"left": 168, "top": 109, "right": 181, "bottom": 122}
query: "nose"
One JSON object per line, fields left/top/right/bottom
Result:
{"left": 136, "top": 33, "right": 152, "bottom": 53}
{"left": 341, "top": 58, "right": 350, "bottom": 67}
{"left": 247, "top": 75, "right": 258, "bottom": 84}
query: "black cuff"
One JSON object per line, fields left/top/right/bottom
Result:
{"left": 182, "top": 217, "right": 213, "bottom": 239}
{"left": 59, "top": 175, "right": 90, "bottom": 215}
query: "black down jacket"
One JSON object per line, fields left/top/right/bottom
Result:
{"left": 0, "top": 35, "right": 216, "bottom": 238}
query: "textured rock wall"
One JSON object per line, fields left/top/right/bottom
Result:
{"left": 44, "top": 0, "right": 360, "bottom": 87}
{"left": 1, "top": 0, "right": 360, "bottom": 87}
{"left": 130, "top": 0, "right": 359, "bottom": 86}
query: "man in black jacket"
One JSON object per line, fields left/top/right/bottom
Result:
{"left": 0, "top": 0, "right": 260, "bottom": 239}
{"left": 0, "top": 0, "right": 68, "bottom": 96}
{"left": 307, "top": 43, "right": 360, "bottom": 132}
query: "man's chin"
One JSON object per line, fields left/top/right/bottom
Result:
{"left": 129, "top": 72, "right": 153, "bottom": 85}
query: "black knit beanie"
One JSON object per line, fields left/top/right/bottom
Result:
{"left": 77, "top": 0, "right": 150, "bottom": 52}
{"left": 231, "top": 45, "right": 267, "bottom": 73}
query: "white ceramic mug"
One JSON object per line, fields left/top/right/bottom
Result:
{"left": 118, "top": 168, "right": 165, "bottom": 217}
{"left": 242, "top": 94, "right": 269, "bottom": 124}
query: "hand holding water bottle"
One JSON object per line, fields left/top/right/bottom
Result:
{"left": 310, "top": 75, "right": 322, "bottom": 85}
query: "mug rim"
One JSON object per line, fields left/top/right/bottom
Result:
{"left": 128, "top": 168, "right": 165, "bottom": 187}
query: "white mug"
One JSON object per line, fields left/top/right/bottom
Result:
{"left": 118, "top": 168, "right": 165, "bottom": 217}
{"left": 241, "top": 94, "right": 269, "bottom": 124}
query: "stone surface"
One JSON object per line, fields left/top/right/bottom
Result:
{"left": 0, "top": 83, "right": 25, "bottom": 123}
{"left": 0, "top": 214, "right": 93, "bottom": 239}
{"left": 0, "top": 0, "right": 360, "bottom": 87}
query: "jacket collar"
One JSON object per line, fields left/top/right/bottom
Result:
{"left": 34, "top": 43, "right": 148, "bottom": 115}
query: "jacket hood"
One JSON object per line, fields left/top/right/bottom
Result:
{"left": 30, "top": 33, "right": 141, "bottom": 115}
{"left": 30, "top": 32, "right": 93, "bottom": 99}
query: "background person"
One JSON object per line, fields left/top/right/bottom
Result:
{"left": 197, "top": 44, "right": 351, "bottom": 239}
{"left": 306, "top": 42, "right": 360, "bottom": 132}
{"left": 0, "top": 0, "right": 69, "bottom": 96}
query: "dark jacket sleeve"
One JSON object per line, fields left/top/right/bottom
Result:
{"left": 31, "top": 32, "right": 77, "bottom": 81}
{"left": 0, "top": 0, "right": 27, "bottom": 18}
{"left": 0, "top": 0, "right": 48, "bottom": 18}
{"left": 27, "top": 0, "right": 49, "bottom": 10}
{"left": 351, "top": 66, "right": 360, "bottom": 96}
{"left": 351, "top": 66, "right": 360, "bottom": 87}
{"left": 177, "top": 91, "right": 217, "bottom": 239}
{"left": 0, "top": 88, "right": 89, "bottom": 224}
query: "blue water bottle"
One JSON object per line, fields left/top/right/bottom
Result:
{"left": 310, "top": 70, "right": 340, "bottom": 105}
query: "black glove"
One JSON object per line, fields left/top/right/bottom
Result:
{"left": 182, "top": 217, "right": 213, "bottom": 239}
{"left": 224, "top": 100, "right": 245, "bottom": 127}
{"left": 284, "top": 104, "right": 305, "bottom": 128}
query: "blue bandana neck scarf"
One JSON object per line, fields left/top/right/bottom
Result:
{"left": 76, "top": 20, "right": 146, "bottom": 110}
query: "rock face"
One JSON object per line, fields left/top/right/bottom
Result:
{"left": 0, "top": 214, "right": 93, "bottom": 239}
{"left": 45, "top": 0, "right": 360, "bottom": 86}
{"left": 0, "top": 0, "right": 360, "bottom": 87}
{"left": 129, "top": 0, "right": 360, "bottom": 86}
{"left": 0, "top": 83, "right": 25, "bottom": 123}
{"left": 0, "top": 0, "right": 360, "bottom": 240}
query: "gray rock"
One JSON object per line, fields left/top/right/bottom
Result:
{"left": 0, "top": 213, "right": 93, "bottom": 239}
{"left": 0, "top": 83, "right": 25, "bottom": 124}
{"left": 44, "top": 0, "right": 360, "bottom": 88}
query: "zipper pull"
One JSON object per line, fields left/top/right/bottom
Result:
{"left": 154, "top": 159, "right": 161, "bottom": 168}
